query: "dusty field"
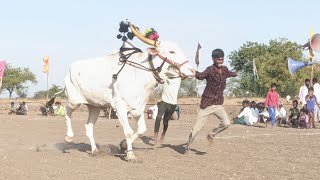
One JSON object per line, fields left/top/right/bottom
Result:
{"left": 0, "top": 98, "right": 320, "bottom": 179}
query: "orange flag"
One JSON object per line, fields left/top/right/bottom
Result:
{"left": 42, "top": 56, "right": 49, "bottom": 73}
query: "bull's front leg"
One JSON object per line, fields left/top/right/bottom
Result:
{"left": 114, "top": 103, "right": 137, "bottom": 161}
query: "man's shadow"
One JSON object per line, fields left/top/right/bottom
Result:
{"left": 139, "top": 136, "right": 206, "bottom": 155}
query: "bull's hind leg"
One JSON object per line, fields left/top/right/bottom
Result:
{"left": 65, "top": 105, "right": 76, "bottom": 143}
{"left": 85, "top": 105, "right": 100, "bottom": 154}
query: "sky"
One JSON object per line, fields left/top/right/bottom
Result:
{"left": 1, "top": 0, "right": 320, "bottom": 97}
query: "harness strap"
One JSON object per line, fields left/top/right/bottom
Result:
{"left": 113, "top": 47, "right": 143, "bottom": 80}
{"left": 148, "top": 55, "right": 164, "bottom": 84}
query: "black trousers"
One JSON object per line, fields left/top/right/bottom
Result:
{"left": 154, "top": 101, "right": 177, "bottom": 133}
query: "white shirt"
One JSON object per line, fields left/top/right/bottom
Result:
{"left": 251, "top": 107, "right": 259, "bottom": 123}
{"left": 299, "top": 85, "right": 309, "bottom": 105}
{"left": 161, "top": 78, "right": 181, "bottom": 105}
{"left": 237, "top": 107, "right": 254, "bottom": 125}
{"left": 278, "top": 107, "right": 286, "bottom": 118}
{"left": 313, "top": 83, "right": 320, "bottom": 103}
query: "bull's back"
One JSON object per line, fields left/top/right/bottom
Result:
{"left": 65, "top": 56, "right": 117, "bottom": 107}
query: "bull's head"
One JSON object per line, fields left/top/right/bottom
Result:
{"left": 129, "top": 22, "right": 194, "bottom": 79}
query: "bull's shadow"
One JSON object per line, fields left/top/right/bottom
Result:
{"left": 55, "top": 143, "right": 121, "bottom": 156}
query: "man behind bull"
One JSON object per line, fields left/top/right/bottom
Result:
{"left": 185, "top": 49, "right": 237, "bottom": 153}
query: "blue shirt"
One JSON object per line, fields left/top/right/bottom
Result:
{"left": 306, "top": 95, "right": 317, "bottom": 111}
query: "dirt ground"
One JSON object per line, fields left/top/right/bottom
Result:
{"left": 1, "top": 98, "right": 320, "bottom": 180}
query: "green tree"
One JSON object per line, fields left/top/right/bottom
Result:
{"left": 1, "top": 64, "right": 37, "bottom": 98}
{"left": 33, "top": 84, "right": 66, "bottom": 99}
{"left": 229, "top": 38, "right": 312, "bottom": 98}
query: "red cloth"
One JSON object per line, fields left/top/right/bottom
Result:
{"left": 265, "top": 90, "right": 279, "bottom": 107}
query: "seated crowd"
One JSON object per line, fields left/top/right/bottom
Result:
{"left": 233, "top": 98, "right": 317, "bottom": 129}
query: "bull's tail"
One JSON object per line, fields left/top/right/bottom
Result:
{"left": 54, "top": 86, "right": 66, "bottom": 97}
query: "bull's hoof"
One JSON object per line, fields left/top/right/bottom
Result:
{"left": 125, "top": 151, "right": 141, "bottom": 163}
{"left": 65, "top": 136, "right": 73, "bottom": 144}
{"left": 90, "top": 149, "right": 100, "bottom": 157}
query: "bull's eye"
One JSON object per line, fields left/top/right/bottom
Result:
{"left": 169, "top": 51, "right": 175, "bottom": 54}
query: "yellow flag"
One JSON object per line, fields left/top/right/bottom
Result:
{"left": 42, "top": 56, "right": 49, "bottom": 73}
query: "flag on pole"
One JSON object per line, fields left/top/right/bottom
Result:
{"left": 42, "top": 56, "right": 49, "bottom": 73}
{"left": 195, "top": 43, "right": 201, "bottom": 66}
{"left": 0, "top": 60, "right": 6, "bottom": 89}
{"left": 0, "top": 61, "right": 5, "bottom": 78}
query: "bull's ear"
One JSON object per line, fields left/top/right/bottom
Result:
{"left": 147, "top": 47, "right": 159, "bottom": 56}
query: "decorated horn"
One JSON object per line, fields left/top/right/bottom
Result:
{"left": 128, "top": 22, "right": 159, "bottom": 47}
{"left": 288, "top": 58, "right": 316, "bottom": 75}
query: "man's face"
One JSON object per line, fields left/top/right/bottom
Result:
{"left": 306, "top": 81, "right": 310, "bottom": 87}
{"left": 293, "top": 102, "right": 297, "bottom": 108}
{"left": 213, "top": 57, "right": 224, "bottom": 67}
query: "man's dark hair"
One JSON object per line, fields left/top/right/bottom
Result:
{"left": 271, "top": 83, "right": 276, "bottom": 88}
{"left": 313, "top": 77, "right": 318, "bottom": 83}
{"left": 212, "top": 49, "right": 224, "bottom": 58}
{"left": 305, "top": 79, "right": 310, "bottom": 83}
{"left": 293, "top": 100, "right": 298, "bottom": 104}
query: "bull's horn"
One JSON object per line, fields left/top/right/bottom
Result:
{"left": 129, "top": 22, "right": 159, "bottom": 47}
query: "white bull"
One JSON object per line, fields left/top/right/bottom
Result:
{"left": 62, "top": 40, "right": 194, "bottom": 161}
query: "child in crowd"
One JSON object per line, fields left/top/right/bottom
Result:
{"left": 299, "top": 108, "right": 308, "bottom": 128}
{"left": 54, "top": 101, "right": 65, "bottom": 116}
{"left": 16, "top": 102, "right": 28, "bottom": 115}
{"left": 8, "top": 102, "right": 16, "bottom": 115}
{"left": 265, "top": 83, "right": 279, "bottom": 128}
{"left": 305, "top": 87, "right": 320, "bottom": 129}
{"left": 277, "top": 102, "right": 287, "bottom": 125}
{"left": 288, "top": 100, "right": 300, "bottom": 127}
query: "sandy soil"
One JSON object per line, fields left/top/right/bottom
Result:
{"left": 0, "top": 98, "right": 320, "bottom": 180}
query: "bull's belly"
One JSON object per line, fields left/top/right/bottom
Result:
{"left": 82, "top": 90, "right": 113, "bottom": 107}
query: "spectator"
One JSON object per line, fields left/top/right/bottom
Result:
{"left": 299, "top": 79, "right": 310, "bottom": 106}
{"left": 305, "top": 87, "right": 319, "bottom": 128}
{"left": 265, "top": 83, "right": 279, "bottom": 128}
{"left": 16, "top": 102, "right": 27, "bottom": 115}
{"left": 54, "top": 101, "right": 65, "bottom": 116}
{"left": 277, "top": 102, "right": 287, "bottom": 125}
{"left": 299, "top": 108, "right": 308, "bottom": 128}
{"left": 233, "top": 100, "right": 254, "bottom": 125}
{"left": 312, "top": 77, "right": 320, "bottom": 122}
{"left": 8, "top": 102, "right": 16, "bottom": 115}
{"left": 250, "top": 101, "right": 259, "bottom": 123}
{"left": 288, "top": 100, "right": 300, "bottom": 127}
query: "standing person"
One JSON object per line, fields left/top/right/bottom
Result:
{"left": 312, "top": 78, "right": 320, "bottom": 122}
{"left": 153, "top": 75, "right": 181, "bottom": 146}
{"left": 185, "top": 49, "right": 237, "bottom": 153}
{"left": 299, "top": 79, "right": 310, "bottom": 106}
{"left": 265, "top": 83, "right": 279, "bottom": 128}
{"left": 305, "top": 87, "right": 320, "bottom": 129}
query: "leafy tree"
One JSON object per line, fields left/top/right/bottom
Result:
{"left": 33, "top": 84, "right": 66, "bottom": 99}
{"left": 229, "top": 38, "right": 312, "bottom": 98}
{"left": 1, "top": 64, "right": 37, "bottom": 98}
